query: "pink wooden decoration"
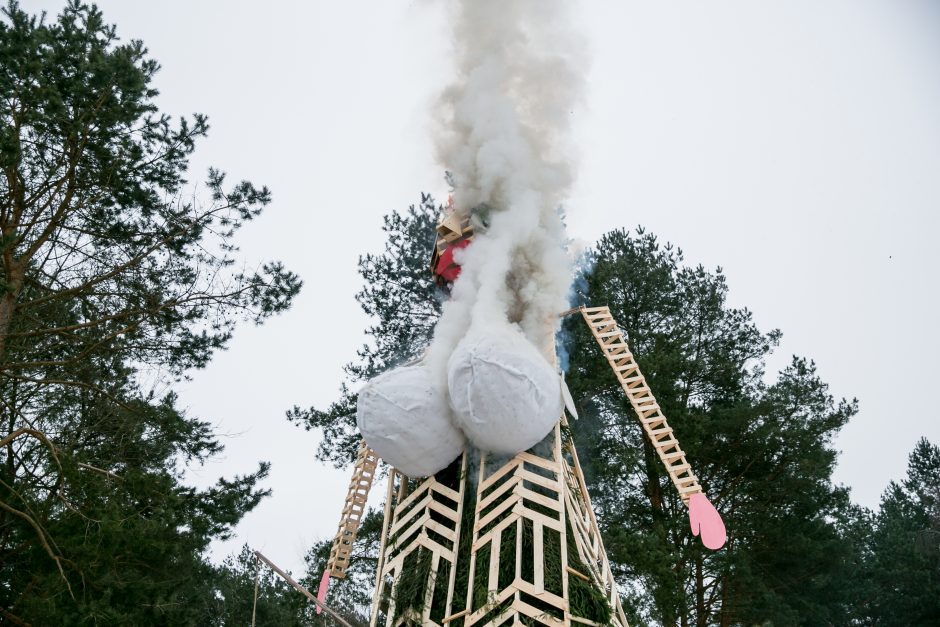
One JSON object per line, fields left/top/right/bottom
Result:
{"left": 316, "top": 570, "right": 331, "bottom": 615}
{"left": 688, "top": 493, "right": 727, "bottom": 550}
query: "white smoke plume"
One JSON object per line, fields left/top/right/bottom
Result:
{"left": 356, "top": 0, "right": 588, "bottom": 475}
{"left": 428, "top": 0, "right": 588, "bottom": 376}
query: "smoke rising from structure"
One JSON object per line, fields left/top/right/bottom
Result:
{"left": 428, "top": 0, "right": 588, "bottom": 375}
{"left": 356, "top": 0, "right": 588, "bottom": 475}
{"left": 556, "top": 247, "right": 597, "bottom": 372}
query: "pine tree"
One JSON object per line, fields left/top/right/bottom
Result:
{"left": 209, "top": 544, "right": 309, "bottom": 626}
{"left": 0, "top": 2, "right": 300, "bottom": 622}
{"left": 861, "top": 437, "right": 940, "bottom": 625}
{"left": 562, "top": 228, "right": 859, "bottom": 626}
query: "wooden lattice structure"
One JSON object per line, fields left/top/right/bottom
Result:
{"left": 370, "top": 419, "right": 629, "bottom": 627}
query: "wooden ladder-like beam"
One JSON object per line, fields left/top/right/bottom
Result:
{"left": 327, "top": 440, "right": 379, "bottom": 578}
{"left": 580, "top": 306, "right": 702, "bottom": 504}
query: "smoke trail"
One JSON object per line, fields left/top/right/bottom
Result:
{"left": 427, "top": 0, "right": 588, "bottom": 376}
{"left": 556, "top": 246, "right": 596, "bottom": 372}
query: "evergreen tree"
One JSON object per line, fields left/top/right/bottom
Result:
{"left": 562, "top": 228, "right": 859, "bottom": 626}
{"left": 860, "top": 437, "right": 940, "bottom": 625}
{"left": 0, "top": 1, "right": 300, "bottom": 622}
{"left": 209, "top": 544, "right": 308, "bottom": 627}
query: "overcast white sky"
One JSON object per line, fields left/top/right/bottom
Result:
{"left": 25, "top": 0, "right": 940, "bottom": 576}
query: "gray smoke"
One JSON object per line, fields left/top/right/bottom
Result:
{"left": 427, "top": 0, "right": 588, "bottom": 377}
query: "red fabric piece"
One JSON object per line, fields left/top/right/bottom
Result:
{"left": 688, "top": 492, "right": 727, "bottom": 550}
{"left": 435, "top": 239, "right": 470, "bottom": 282}
{"left": 316, "top": 570, "right": 330, "bottom": 615}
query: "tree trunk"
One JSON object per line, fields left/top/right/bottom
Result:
{"left": 641, "top": 419, "right": 677, "bottom": 626}
{"left": 0, "top": 260, "right": 24, "bottom": 364}
{"left": 695, "top": 552, "right": 706, "bottom": 627}
{"left": 718, "top": 538, "right": 734, "bottom": 627}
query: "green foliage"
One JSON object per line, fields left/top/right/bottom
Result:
{"left": 393, "top": 546, "right": 434, "bottom": 622}
{"left": 563, "top": 227, "right": 859, "bottom": 625}
{"left": 565, "top": 518, "right": 613, "bottom": 624}
{"left": 7, "top": 399, "right": 273, "bottom": 624}
{"left": 0, "top": 1, "right": 299, "bottom": 623}
{"left": 858, "top": 437, "right": 940, "bottom": 625}
{"left": 209, "top": 545, "right": 308, "bottom": 627}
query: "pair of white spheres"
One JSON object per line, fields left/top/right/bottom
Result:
{"left": 356, "top": 326, "right": 564, "bottom": 478}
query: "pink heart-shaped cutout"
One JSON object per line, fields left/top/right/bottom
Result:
{"left": 316, "top": 570, "right": 331, "bottom": 615}
{"left": 688, "top": 493, "right": 727, "bottom": 550}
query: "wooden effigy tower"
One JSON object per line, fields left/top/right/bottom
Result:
{"left": 323, "top": 211, "right": 723, "bottom": 627}
{"left": 370, "top": 399, "right": 626, "bottom": 626}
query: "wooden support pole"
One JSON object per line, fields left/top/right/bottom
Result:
{"left": 251, "top": 563, "right": 259, "bottom": 627}
{"left": 442, "top": 608, "right": 471, "bottom": 623}
{"left": 252, "top": 550, "right": 361, "bottom": 627}
{"left": 566, "top": 565, "right": 591, "bottom": 582}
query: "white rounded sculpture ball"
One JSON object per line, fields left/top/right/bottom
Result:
{"left": 356, "top": 364, "right": 465, "bottom": 478}
{"left": 447, "top": 327, "right": 563, "bottom": 456}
